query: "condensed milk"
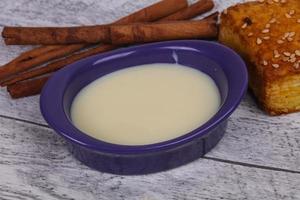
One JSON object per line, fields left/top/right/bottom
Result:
{"left": 71, "top": 63, "right": 221, "bottom": 145}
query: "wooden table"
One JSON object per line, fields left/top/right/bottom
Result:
{"left": 0, "top": 0, "right": 299, "bottom": 199}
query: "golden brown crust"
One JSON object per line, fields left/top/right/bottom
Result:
{"left": 219, "top": 0, "right": 300, "bottom": 115}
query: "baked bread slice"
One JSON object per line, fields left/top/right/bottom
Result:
{"left": 219, "top": 0, "right": 300, "bottom": 115}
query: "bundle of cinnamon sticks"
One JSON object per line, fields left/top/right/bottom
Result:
{"left": 0, "top": 0, "right": 218, "bottom": 98}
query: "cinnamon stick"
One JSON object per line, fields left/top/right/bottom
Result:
{"left": 7, "top": 76, "right": 50, "bottom": 99}
{"left": 0, "top": 44, "right": 87, "bottom": 80}
{"left": 3, "top": 26, "right": 110, "bottom": 45}
{"left": 0, "top": 45, "right": 63, "bottom": 74}
{"left": 114, "top": 0, "right": 188, "bottom": 24}
{"left": 10, "top": 45, "right": 63, "bottom": 63}
{"left": 204, "top": 11, "right": 219, "bottom": 21}
{"left": 0, "top": 0, "right": 188, "bottom": 82}
{"left": 6, "top": 2, "right": 218, "bottom": 99}
{"left": 2, "top": 0, "right": 188, "bottom": 45}
{"left": 1, "top": 44, "right": 117, "bottom": 86}
{"left": 160, "top": 0, "right": 214, "bottom": 21}
{"left": 5, "top": 21, "right": 217, "bottom": 99}
{"left": 110, "top": 19, "right": 217, "bottom": 45}
{"left": 2, "top": 4, "right": 217, "bottom": 87}
{"left": 1, "top": 4, "right": 218, "bottom": 86}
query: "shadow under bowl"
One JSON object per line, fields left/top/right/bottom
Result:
{"left": 40, "top": 40, "right": 248, "bottom": 175}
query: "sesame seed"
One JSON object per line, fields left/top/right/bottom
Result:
{"left": 290, "top": 54, "right": 296, "bottom": 59}
{"left": 295, "top": 50, "right": 300, "bottom": 56}
{"left": 263, "top": 36, "right": 270, "bottom": 40}
{"left": 287, "top": 37, "right": 294, "bottom": 42}
{"left": 241, "top": 23, "right": 248, "bottom": 29}
{"left": 273, "top": 50, "right": 280, "bottom": 58}
{"left": 277, "top": 40, "right": 284, "bottom": 44}
{"left": 273, "top": 0, "right": 279, "bottom": 2}
{"left": 265, "top": 23, "right": 271, "bottom": 28}
{"left": 280, "top": 0, "right": 287, "bottom": 3}
{"left": 256, "top": 38, "right": 263, "bottom": 45}
{"left": 262, "top": 29, "right": 270, "bottom": 33}
{"left": 283, "top": 52, "right": 291, "bottom": 56}
{"left": 297, "top": 19, "right": 300, "bottom": 23}
{"left": 289, "top": 32, "right": 296, "bottom": 37}
{"left": 262, "top": 60, "right": 268, "bottom": 66}
{"left": 293, "top": 62, "right": 299, "bottom": 69}
{"left": 285, "top": 13, "right": 292, "bottom": 18}
{"left": 272, "top": 64, "right": 280, "bottom": 68}
{"left": 289, "top": 10, "right": 295, "bottom": 15}
{"left": 290, "top": 57, "right": 297, "bottom": 63}
{"left": 248, "top": 32, "right": 254, "bottom": 37}
{"left": 269, "top": 18, "right": 276, "bottom": 23}
{"left": 283, "top": 32, "right": 290, "bottom": 39}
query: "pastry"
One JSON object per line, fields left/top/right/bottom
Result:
{"left": 219, "top": 0, "right": 300, "bottom": 115}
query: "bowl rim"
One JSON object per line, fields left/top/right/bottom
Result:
{"left": 40, "top": 40, "right": 248, "bottom": 155}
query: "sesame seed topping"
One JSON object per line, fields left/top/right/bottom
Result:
{"left": 295, "top": 50, "right": 300, "bottom": 56}
{"left": 290, "top": 54, "right": 296, "bottom": 59}
{"left": 280, "top": 0, "right": 287, "bottom": 3}
{"left": 283, "top": 52, "right": 291, "bottom": 56}
{"left": 263, "top": 36, "right": 270, "bottom": 40}
{"left": 277, "top": 40, "right": 284, "bottom": 44}
{"left": 283, "top": 32, "right": 290, "bottom": 39}
{"left": 265, "top": 23, "right": 271, "bottom": 28}
{"left": 289, "top": 32, "right": 296, "bottom": 37}
{"left": 241, "top": 23, "right": 248, "bottom": 29}
{"left": 256, "top": 38, "right": 263, "bottom": 45}
{"left": 262, "top": 29, "right": 270, "bottom": 33}
{"left": 248, "top": 32, "right": 254, "bottom": 37}
{"left": 293, "top": 62, "right": 299, "bottom": 69}
{"left": 272, "top": 64, "right": 280, "bottom": 68}
{"left": 289, "top": 57, "right": 297, "bottom": 63}
{"left": 273, "top": 50, "right": 280, "bottom": 58}
{"left": 285, "top": 13, "right": 292, "bottom": 18}
{"left": 273, "top": 0, "right": 279, "bottom": 2}
{"left": 262, "top": 60, "right": 268, "bottom": 66}
{"left": 269, "top": 18, "right": 276, "bottom": 24}
{"left": 287, "top": 37, "right": 294, "bottom": 42}
{"left": 289, "top": 10, "right": 295, "bottom": 15}
{"left": 297, "top": 19, "right": 300, "bottom": 23}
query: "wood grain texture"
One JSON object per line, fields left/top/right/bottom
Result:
{"left": 0, "top": 116, "right": 299, "bottom": 200}
{"left": 0, "top": 89, "right": 298, "bottom": 172}
{"left": 0, "top": 0, "right": 299, "bottom": 199}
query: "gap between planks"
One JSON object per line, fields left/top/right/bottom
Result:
{"left": 1, "top": 113, "right": 299, "bottom": 175}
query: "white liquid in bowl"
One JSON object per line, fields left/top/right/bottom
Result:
{"left": 71, "top": 63, "right": 221, "bottom": 145}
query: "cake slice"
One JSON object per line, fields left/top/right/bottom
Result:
{"left": 219, "top": 0, "right": 300, "bottom": 115}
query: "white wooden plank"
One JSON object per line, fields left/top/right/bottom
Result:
{"left": 0, "top": 117, "right": 299, "bottom": 200}
{"left": 207, "top": 94, "right": 300, "bottom": 171}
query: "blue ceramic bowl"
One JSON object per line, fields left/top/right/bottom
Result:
{"left": 40, "top": 40, "right": 247, "bottom": 175}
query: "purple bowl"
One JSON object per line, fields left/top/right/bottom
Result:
{"left": 40, "top": 40, "right": 247, "bottom": 175}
